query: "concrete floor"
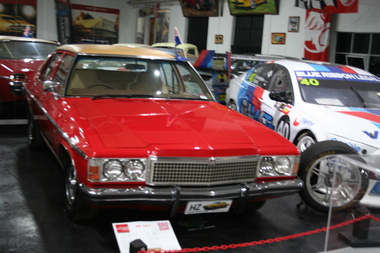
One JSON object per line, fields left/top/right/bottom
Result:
{"left": 1, "top": 124, "right": 380, "bottom": 253}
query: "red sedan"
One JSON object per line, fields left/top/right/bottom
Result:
{"left": 22, "top": 44, "right": 302, "bottom": 221}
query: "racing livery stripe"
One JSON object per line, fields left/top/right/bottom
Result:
{"left": 308, "top": 63, "right": 330, "bottom": 72}
{"left": 338, "top": 110, "right": 380, "bottom": 125}
{"left": 193, "top": 50, "right": 214, "bottom": 69}
{"left": 337, "top": 65, "right": 358, "bottom": 74}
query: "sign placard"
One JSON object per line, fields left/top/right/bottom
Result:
{"left": 112, "top": 220, "right": 181, "bottom": 253}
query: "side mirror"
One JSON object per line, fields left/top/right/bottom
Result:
{"left": 43, "top": 80, "right": 61, "bottom": 93}
{"left": 269, "top": 91, "right": 292, "bottom": 104}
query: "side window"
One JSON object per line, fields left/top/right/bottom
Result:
{"left": 160, "top": 62, "right": 181, "bottom": 93}
{"left": 52, "top": 54, "right": 74, "bottom": 94}
{"left": 40, "top": 53, "right": 62, "bottom": 82}
{"left": 269, "top": 66, "right": 294, "bottom": 104}
{"left": 53, "top": 54, "right": 74, "bottom": 84}
{"left": 252, "top": 64, "right": 275, "bottom": 90}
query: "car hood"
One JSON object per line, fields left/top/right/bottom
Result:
{"left": 0, "top": 59, "right": 44, "bottom": 74}
{"left": 306, "top": 104, "right": 380, "bottom": 146}
{"left": 70, "top": 99, "right": 295, "bottom": 155}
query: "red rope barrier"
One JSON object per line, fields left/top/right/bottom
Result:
{"left": 138, "top": 214, "right": 380, "bottom": 253}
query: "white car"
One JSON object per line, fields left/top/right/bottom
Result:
{"left": 226, "top": 59, "right": 380, "bottom": 213}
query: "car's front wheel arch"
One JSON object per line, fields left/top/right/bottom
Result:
{"left": 64, "top": 158, "right": 98, "bottom": 222}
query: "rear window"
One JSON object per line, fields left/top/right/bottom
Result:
{"left": 0, "top": 41, "right": 57, "bottom": 60}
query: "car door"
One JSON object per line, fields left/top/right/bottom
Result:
{"left": 36, "top": 52, "right": 74, "bottom": 151}
{"left": 240, "top": 64, "right": 276, "bottom": 126}
{"left": 258, "top": 65, "right": 294, "bottom": 139}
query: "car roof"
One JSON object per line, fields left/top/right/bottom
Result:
{"left": 151, "top": 42, "right": 197, "bottom": 49}
{"left": 267, "top": 59, "right": 376, "bottom": 76}
{"left": 0, "top": 35, "right": 59, "bottom": 45}
{"left": 57, "top": 44, "right": 181, "bottom": 59}
{"left": 231, "top": 54, "right": 299, "bottom": 61}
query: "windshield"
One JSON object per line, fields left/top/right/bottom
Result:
{"left": 65, "top": 56, "right": 214, "bottom": 101}
{"left": 0, "top": 41, "right": 57, "bottom": 60}
{"left": 297, "top": 74, "right": 380, "bottom": 108}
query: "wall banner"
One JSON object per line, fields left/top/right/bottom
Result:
{"left": 55, "top": 0, "right": 72, "bottom": 44}
{"left": 304, "top": 10, "right": 331, "bottom": 62}
{"left": 295, "top": 0, "right": 358, "bottom": 14}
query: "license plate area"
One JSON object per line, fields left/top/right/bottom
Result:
{"left": 184, "top": 200, "right": 232, "bottom": 214}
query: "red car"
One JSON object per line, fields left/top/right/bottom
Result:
{"left": 0, "top": 36, "right": 58, "bottom": 117}
{"left": 22, "top": 44, "right": 302, "bottom": 221}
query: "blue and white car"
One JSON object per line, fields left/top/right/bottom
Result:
{"left": 226, "top": 59, "right": 380, "bottom": 213}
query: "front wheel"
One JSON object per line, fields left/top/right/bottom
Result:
{"left": 295, "top": 132, "right": 316, "bottom": 153}
{"left": 27, "top": 111, "right": 45, "bottom": 151}
{"left": 298, "top": 141, "right": 369, "bottom": 213}
{"left": 65, "top": 162, "right": 98, "bottom": 222}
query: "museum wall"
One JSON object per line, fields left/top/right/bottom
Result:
{"left": 35, "top": 0, "right": 380, "bottom": 60}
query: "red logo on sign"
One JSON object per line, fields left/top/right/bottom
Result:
{"left": 158, "top": 222, "right": 169, "bottom": 231}
{"left": 116, "top": 224, "right": 130, "bottom": 233}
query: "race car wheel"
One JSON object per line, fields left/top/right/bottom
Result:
{"left": 250, "top": 0, "right": 256, "bottom": 8}
{"left": 228, "top": 100, "right": 237, "bottom": 111}
{"left": 298, "top": 140, "right": 369, "bottom": 213}
{"left": 295, "top": 132, "right": 316, "bottom": 153}
{"left": 27, "top": 111, "right": 45, "bottom": 151}
{"left": 65, "top": 162, "right": 98, "bottom": 222}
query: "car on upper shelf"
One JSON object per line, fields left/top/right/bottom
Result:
{"left": 20, "top": 44, "right": 302, "bottom": 221}
{"left": 226, "top": 59, "right": 380, "bottom": 213}
{"left": 0, "top": 35, "right": 59, "bottom": 117}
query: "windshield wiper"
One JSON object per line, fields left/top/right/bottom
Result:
{"left": 92, "top": 94, "right": 154, "bottom": 100}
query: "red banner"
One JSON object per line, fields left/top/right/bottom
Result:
{"left": 304, "top": 10, "right": 331, "bottom": 62}
{"left": 296, "top": 0, "right": 358, "bottom": 14}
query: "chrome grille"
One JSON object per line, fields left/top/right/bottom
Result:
{"left": 147, "top": 156, "right": 258, "bottom": 186}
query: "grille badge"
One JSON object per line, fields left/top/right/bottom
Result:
{"left": 209, "top": 157, "right": 216, "bottom": 167}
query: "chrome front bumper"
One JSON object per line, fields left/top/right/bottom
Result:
{"left": 80, "top": 179, "right": 304, "bottom": 216}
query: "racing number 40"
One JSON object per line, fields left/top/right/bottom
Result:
{"left": 300, "top": 78, "right": 319, "bottom": 86}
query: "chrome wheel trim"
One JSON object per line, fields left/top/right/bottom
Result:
{"left": 305, "top": 155, "right": 362, "bottom": 208}
{"left": 297, "top": 135, "right": 315, "bottom": 152}
{"left": 66, "top": 164, "right": 78, "bottom": 205}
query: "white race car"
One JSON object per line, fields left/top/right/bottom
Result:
{"left": 226, "top": 59, "right": 380, "bottom": 213}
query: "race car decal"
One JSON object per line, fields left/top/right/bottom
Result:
{"left": 338, "top": 109, "right": 380, "bottom": 139}
{"left": 294, "top": 63, "right": 380, "bottom": 83}
{"left": 274, "top": 102, "right": 292, "bottom": 115}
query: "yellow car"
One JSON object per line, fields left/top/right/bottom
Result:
{"left": 151, "top": 42, "right": 199, "bottom": 57}
{"left": 203, "top": 201, "right": 230, "bottom": 210}
{"left": 231, "top": 0, "right": 267, "bottom": 9}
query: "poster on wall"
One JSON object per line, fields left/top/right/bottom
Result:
{"left": 178, "top": 0, "right": 218, "bottom": 17}
{"left": 295, "top": 0, "right": 358, "bottom": 13}
{"left": 55, "top": 0, "right": 72, "bottom": 45}
{"left": 71, "top": 4, "right": 119, "bottom": 44}
{"left": 304, "top": 10, "right": 331, "bottom": 62}
{"left": 0, "top": 0, "right": 37, "bottom": 37}
{"left": 227, "top": 0, "right": 278, "bottom": 15}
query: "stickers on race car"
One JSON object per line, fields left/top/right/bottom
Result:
{"left": 294, "top": 63, "right": 380, "bottom": 83}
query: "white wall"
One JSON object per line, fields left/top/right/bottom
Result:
{"left": 36, "top": 0, "right": 380, "bottom": 58}
{"left": 262, "top": 1, "right": 306, "bottom": 59}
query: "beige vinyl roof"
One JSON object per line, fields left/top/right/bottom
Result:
{"left": 57, "top": 44, "right": 179, "bottom": 59}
